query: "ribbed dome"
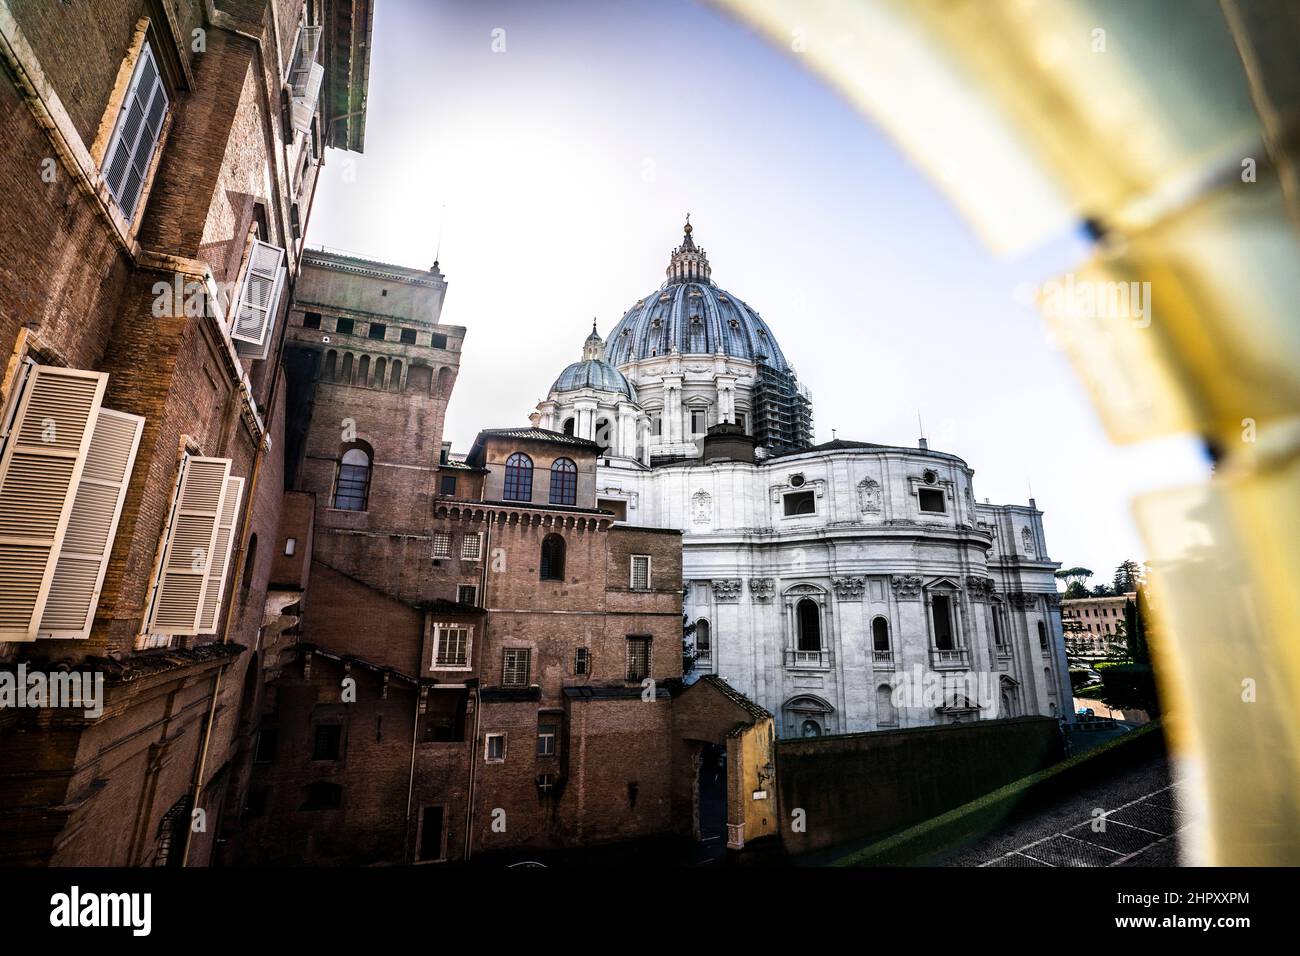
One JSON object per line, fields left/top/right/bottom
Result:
{"left": 602, "top": 219, "right": 791, "bottom": 373}
{"left": 551, "top": 358, "right": 637, "bottom": 400}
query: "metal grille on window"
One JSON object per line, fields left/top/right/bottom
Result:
{"left": 503, "top": 648, "right": 531, "bottom": 686}
{"left": 630, "top": 555, "right": 650, "bottom": 590}
{"left": 333, "top": 448, "right": 370, "bottom": 510}
{"left": 431, "top": 532, "right": 451, "bottom": 558}
{"left": 461, "top": 533, "right": 481, "bottom": 561}
{"left": 626, "top": 637, "right": 650, "bottom": 681}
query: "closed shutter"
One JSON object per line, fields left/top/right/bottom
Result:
{"left": 144, "top": 456, "right": 231, "bottom": 635}
{"left": 103, "top": 42, "right": 168, "bottom": 223}
{"left": 0, "top": 366, "right": 107, "bottom": 641}
{"left": 231, "top": 240, "right": 287, "bottom": 355}
{"left": 38, "top": 408, "right": 145, "bottom": 639}
{"left": 196, "top": 475, "right": 244, "bottom": 634}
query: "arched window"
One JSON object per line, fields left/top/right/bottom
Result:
{"left": 436, "top": 366, "right": 452, "bottom": 397}
{"left": 357, "top": 354, "right": 370, "bottom": 386}
{"left": 695, "top": 619, "right": 711, "bottom": 661}
{"left": 374, "top": 357, "right": 387, "bottom": 389}
{"left": 562, "top": 418, "right": 575, "bottom": 437}
{"left": 549, "top": 458, "right": 577, "bottom": 505}
{"left": 797, "top": 598, "right": 821, "bottom": 652}
{"left": 323, "top": 350, "right": 337, "bottom": 381}
{"left": 872, "top": 617, "right": 890, "bottom": 652}
{"left": 594, "top": 418, "right": 612, "bottom": 456}
{"left": 340, "top": 352, "right": 354, "bottom": 384}
{"left": 389, "top": 360, "right": 402, "bottom": 389}
{"left": 877, "top": 684, "right": 898, "bottom": 727}
{"left": 540, "top": 533, "right": 565, "bottom": 581}
{"left": 1037, "top": 620, "right": 1048, "bottom": 650}
{"left": 800, "top": 719, "right": 821, "bottom": 738}
{"left": 504, "top": 452, "right": 533, "bottom": 501}
{"left": 333, "top": 445, "right": 372, "bottom": 511}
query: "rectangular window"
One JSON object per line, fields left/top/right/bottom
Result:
{"left": 334, "top": 317, "right": 354, "bottom": 335}
{"left": 626, "top": 637, "right": 651, "bottom": 681}
{"left": 783, "top": 491, "right": 815, "bottom": 516}
{"left": 918, "top": 488, "right": 946, "bottom": 513}
{"left": 400, "top": 328, "right": 417, "bottom": 344}
{"left": 284, "top": 537, "right": 297, "bottom": 556}
{"left": 503, "top": 648, "right": 531, "bottom": 687}
{"left": 651, "top": 415, "right": 662, "bottom": 436}
{"left": 303, "top": 312, "right": 322, "bottom": 329}
{"left": 439, "top": 474, "right": 457, "bottom": 496}
{"left": 456, "top": 584, "right": 478, "bottom": 607}
{"left": 432, "top": 624, "right": 471, "bottom": 669}
{"left": 368, "top": 323, "right": 386, "bottom": 340}
{"left": 432, "top": 532, "right": 452, "bottom": 559}
{"left": 932, "top": 594, "right": 955, "bottom": 651}
{"left": 231, "top": 240, "right": 288, "bottom": 358}
{"left": 537, "top": 720, "right": 558, "bottom": 757}
{"left": 630, "top": 555, "right": 651, "bottom": 591}
{"left": 574, "top": 647, "right": 589, "bottom": 675}
{"left": 735, "top": 413, "right": 747, "bottom": 433}
{"left": 312, "top": 724, "right": 341, "bottom": 761}
{"left": 102, "top": 40, "right": 169, "bottom": 223}
{"left": 690, "top": 409, "right": 707, "bottom": 434}
{"left": 418, "top": 806, "right": 445, "bottom": 861}
{"left": 461, "top": 533, "right": 482, "bottom": 561}
{"left": 485, "top": 733, "right": 506, "bottom": 762}
{"left": 431, "top": 332, "right": 448, "bottom": 349}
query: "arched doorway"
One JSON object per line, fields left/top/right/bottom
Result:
{"left": 782, "top": 694, "right": 834, "bottom": 738}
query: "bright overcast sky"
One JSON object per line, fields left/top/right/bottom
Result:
{"left": 307, "top": 0, "right": 1209, "bottom": 584}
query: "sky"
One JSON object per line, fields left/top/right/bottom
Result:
{"left": 306, "top": 0, "right": 1210, "bottom": 584}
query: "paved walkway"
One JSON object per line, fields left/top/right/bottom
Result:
{"left": 944, "top": 754, "right": 1186, "bottom": 867}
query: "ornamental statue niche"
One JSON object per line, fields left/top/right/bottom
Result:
{"left": 1021, "top": 526, "right": 1036, "bottom": 556}
{"left": 692, "top": 489, "right": 711, "bottom": 525}
{"left": 857, "top": 477, "right": 882, "bottom": 514}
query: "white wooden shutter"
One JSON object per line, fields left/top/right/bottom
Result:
{"left": 290, "top": 61, "right": 325, "bottom": 133}
{"left": 103, "top": 42, "right": 168, "bottom": 223}
{"left": 38, "top": 408, "right": 145, "bottom": 639}
{"left": 196, "top": 475, "right": 244, "bottom": 634}
{"left": 144, "top": 456, "right": 231, "bottom": 635}
{"left": 289, "top": 25, "right": 323, "bottom": 95}
{"left": 0, "top": 366, "right": 108, "bottom": 641}
{"left": 231, "top": 240, "right": 287, "bottom": 352}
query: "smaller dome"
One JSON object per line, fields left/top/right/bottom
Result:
{"left": 552, "top": 358, "right": 637, "bottom": 401}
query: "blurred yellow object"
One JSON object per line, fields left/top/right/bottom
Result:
{"left": 716, "top": 0, "right": 1300, "bottom": 864}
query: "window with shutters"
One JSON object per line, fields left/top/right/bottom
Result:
{"left": 231, "top": 240, "right": 287, "bottom": 358}
{"left": 142, "top": 455, "right": 236, "bottom": 640}
{"left": 502, "top": 648, "right": 531, "bottom": 687}
{"left": 432, "top": 624, "right": 471, "bottom": 670}
{"left": 102, "top": 41, "right": 169, "bottom": 223}
{"left": 539, "top": 533, "right": 565, "bottom": 581}
{"left": 431, "top": 532, "right": 451, "bottom": 559}
{"left": 625, "top": 637, "right": 651, "bottom": 681}
{"left": 197, "top": 476, "right": 244, "bottom": 633}
{"left": 288, "top": 22, "right": 324, "bottom": 135}
{"left": 461, "top": 532, "right": 482, "bottom": 561}
{"left": 630, "top": 554, "right": 651, "bottom": 591}
{"left": 0, "top": 365, "right": 130, "bottom": 642}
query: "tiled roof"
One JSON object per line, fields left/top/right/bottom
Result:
{"left": 696, "top": 674, "right": 773, "bottom": 721}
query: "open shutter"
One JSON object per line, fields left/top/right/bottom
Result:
{"left": 0, "top": 366, "right": 108, "bottom": 641}
{"left": 196, "top": 475, "right": 244, "bottom": 634}
{"left": 290, "top": 61, "right": 325, "bottom": 134}
{"left": 289, "top": 24, "right": 323, "bottom": 95}
{"left": 37, "top": 408, "right": 145, "bottom": 639}
{"left": 102, "top": 42, "right": 168, "bottom": 223}
{"left": 144, "top": 456, "right": 230, "bottom": 636}
{"left": 231, "top": 240, "right": 287, "bottom": 353}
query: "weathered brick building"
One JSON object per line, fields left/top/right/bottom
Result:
{"left": 226, "top": 250, "right": 691, "bottom": 862}
{"left": 0, "top": 0, "right": 371, "bottom": 865}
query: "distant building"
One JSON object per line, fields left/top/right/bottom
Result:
{"left": 535, "top": 220, "right": 1074, "bottom": 734}
{"left": 1061, "top": 592, "right": 1136, "bottom": 659}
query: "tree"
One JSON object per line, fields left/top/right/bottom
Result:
{"left": 681, "top": 615, "right": 699, "bottom": 677}
{"left": 1055, "top": 567, "right": 1094, "bottom": 586}
{"left": 1125, "top": 590, "right": 1151, "bottom": 665}
{"left": 1090, "top": 583, "right": 1114, "bottom": 597}
{"left": 1113, "top": 559, "right": 1141, "bottom": 594}
{"left": 1064, "top": 581, "right": 1090, "bottom": 599}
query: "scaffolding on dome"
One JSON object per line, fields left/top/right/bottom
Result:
{"left": 752, "top": 358, "right": 814, "bottom": 456}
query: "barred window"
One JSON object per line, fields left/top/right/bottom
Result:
{"left": 433, "top": 625, "right": 471, "bottom": 669}
{"left": 503, "top": 452, "right": 533, "bottom": 502}
{"left": 626, "top": 637, "right": 651, "bottom": 681}
{"left": 540, "top": 533, "right": 565, "bottom": 581}
{"left": 503, "top": 648, "right": 531, "bottom": 687}
{"left": 456, "top": 584, "right": 478, "bottom": 607}
{"left": 574, "top": 646, "right": 589, "bottom": 675}
{"left": 461, "top": 533, "right": 482, "bottom": 561}
{"left": 550, "top": 457, "right": 577, "bottom": 505}
{"left": 432, "top": 532, "right": 451, "bottom": 558}
{"left": 630, "top": 555, "right": 651, "bottom": 591}
{"left": 333, "top": 446, "right": 371, "bottom": 511}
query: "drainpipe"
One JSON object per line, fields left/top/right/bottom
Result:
{"left": 463, "top": 507, "right": 494, "bottom": 862}
{"left": 403, "top": 680, "right": 421, "bottom": 863}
